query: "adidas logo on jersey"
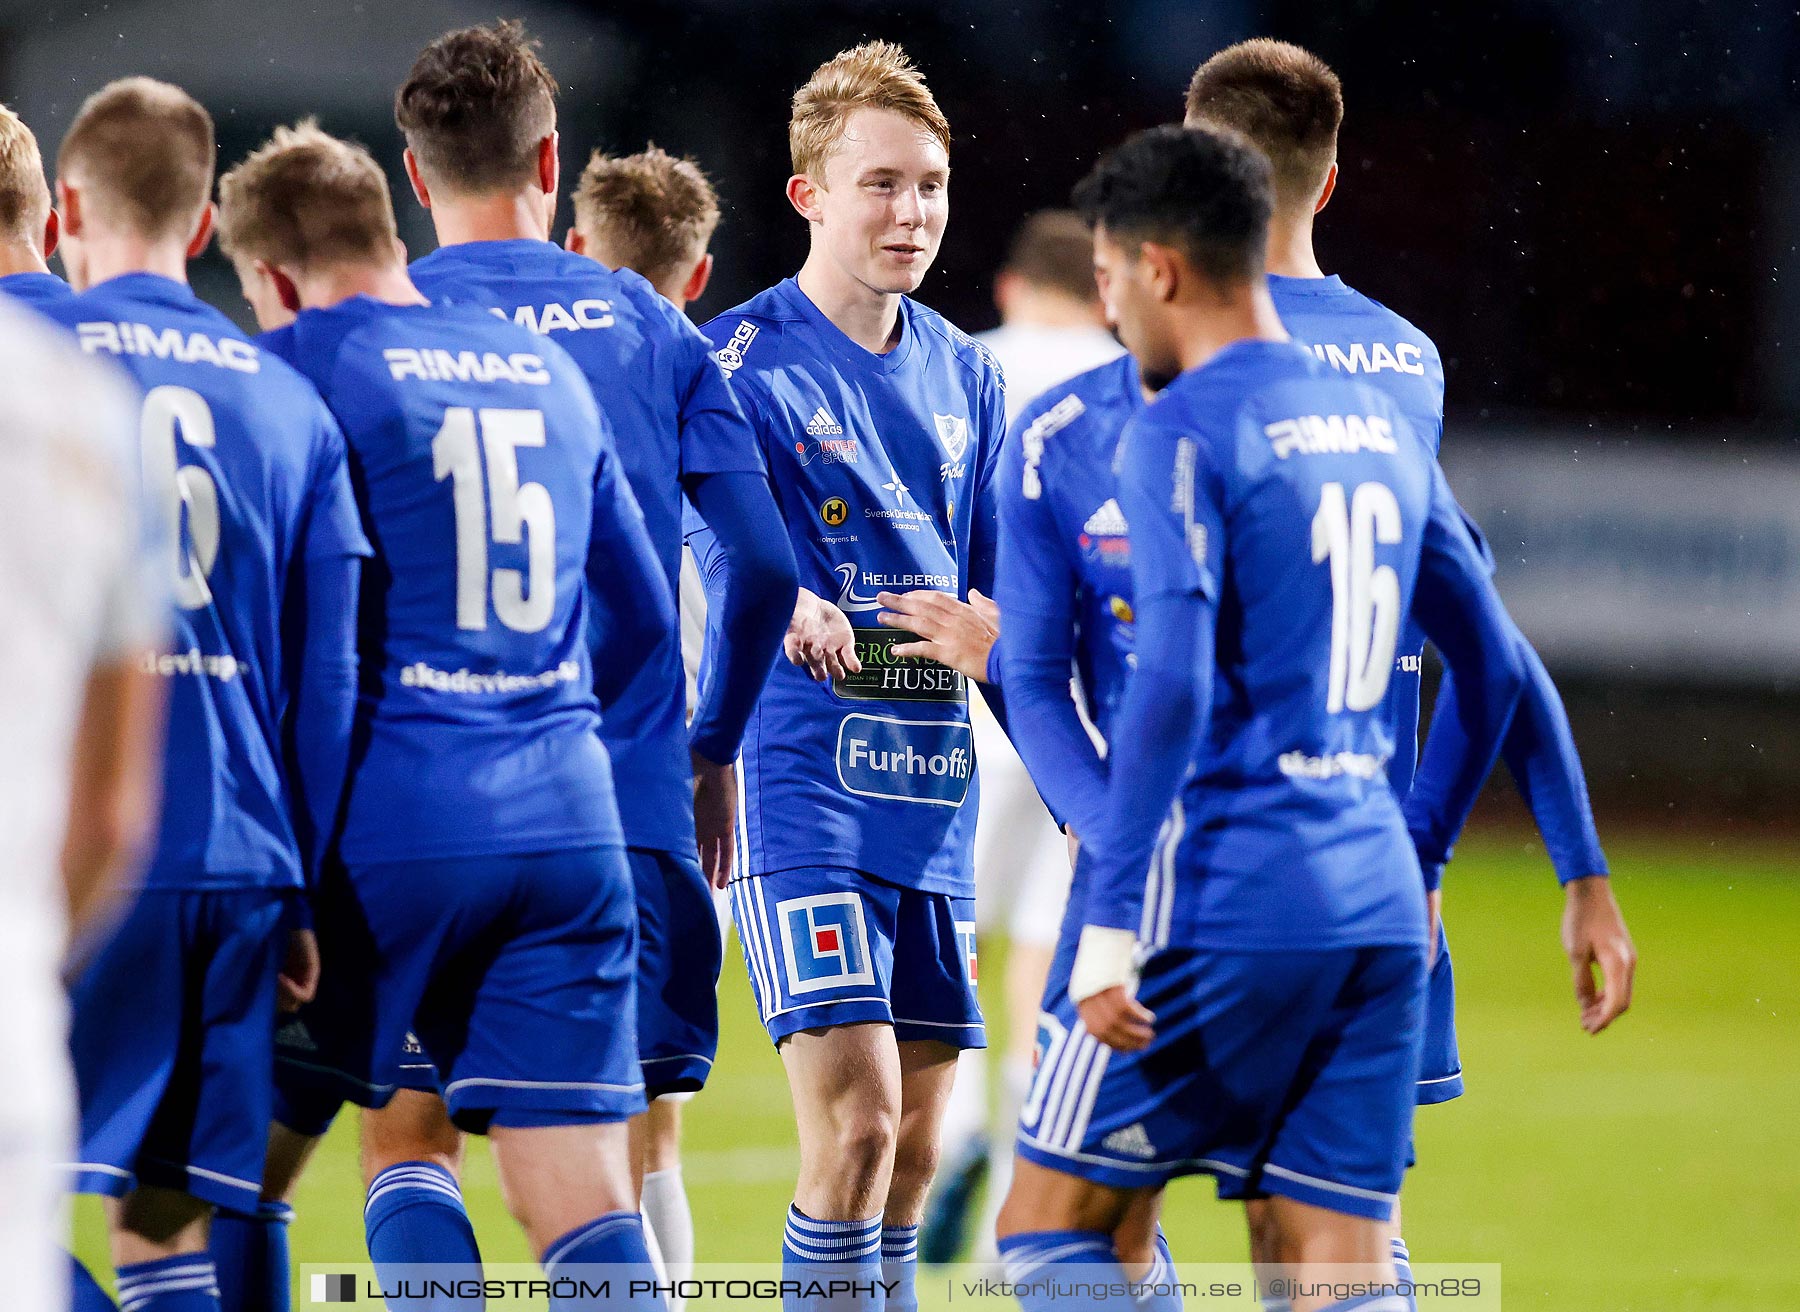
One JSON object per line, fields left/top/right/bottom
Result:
{"left": 806, "top": 406, "right": 844, "bottom": 436}
{"left": 1102, "top": 1123, "right": 1157, "bottom": 1159}
{"left": 1083, "top": 499, "right": 1129, "bottom": 536}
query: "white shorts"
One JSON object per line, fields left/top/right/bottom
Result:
{"left": 971, "top": 690, "right": 1072, "bottom": 949}
{"left": 0, "top": 987, "right": 74, "bottom": 1312}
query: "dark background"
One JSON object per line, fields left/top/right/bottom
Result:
{"left": 2, "top": 0, "right": 1795, "bottom": 827}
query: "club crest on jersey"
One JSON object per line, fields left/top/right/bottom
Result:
{"left": 776, "top": 892, "right": 876, "bottom": 995}
{"left": 933, "top": 413, "right": 970, "bottom": 462}
{"left": 714, "top": 320, "right": 759, "bottom": 374}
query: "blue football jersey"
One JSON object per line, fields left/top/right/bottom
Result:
{"left": 1112, "top": 338, "right": 1493, "bottom": 950}
{"left": 702, "top": 278, "right": 1006, "bottom": 896}
{"left": 0, "top": 270, "right": 73, "bottom": 307}
{"left": 410, "top": 239, "right": 765, "bottom": 854}
{"left": 42, "top": 273, "right": 369, "bottom": 891}
{"left": 998, "top": 354, "right": 1145, "bottom": 743}
{"left": 1271, "top": 275, "right": 1445, "bottom": 797}
{"left": 267, "top": 295, "right": 643, "bottom": 865}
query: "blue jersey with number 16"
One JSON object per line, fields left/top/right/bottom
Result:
{"left": 267, "top": 297, "right": 649, "bottom": 867}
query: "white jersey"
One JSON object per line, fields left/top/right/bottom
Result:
{"left": 0, "top": 296, "right": 159, "bottom": 1004}
{"left": 976, "top": 322, "right": 1125, "bottom": 426}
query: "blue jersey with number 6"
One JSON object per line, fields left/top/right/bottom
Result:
{"left": 43, "top": 273, "right": 368, "bottom": 892}
{"left": 267, "top": 297, "right": 650, "bottom": 865}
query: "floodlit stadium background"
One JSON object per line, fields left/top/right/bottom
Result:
{"left": 5, "top": 0, "right": 1794, "bottom": 1305}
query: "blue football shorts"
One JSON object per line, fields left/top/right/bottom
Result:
{"left": 730, "top": 865, "right": 985, "bottom": 1049}
{"left": 1017, "top": 935, "right": 1428, "bottom": 1223}
{"left": 1416, "top": 918, "right": 1463, "bottom": 1105}
{"left": 632, "top": 846, "right": 723, "bottom": 1097}
{"left": 272, "top": 846, "right": 643, "bottom": 1135}
{"left": 68, "top": 887, "right": 290, "bottom": 1211}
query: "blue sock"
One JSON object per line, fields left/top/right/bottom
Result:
{"left": 69, "top": 1253, "right": 117, "bottom": 1312}
{"left": 1390, "top": 1235, "right": 1416, "bottom": 1311}
{"left": 364, "top": 1161, "right": 483, "bottom": 1301}
{"left": 114, "top": 1255, "right": 220, "bottom": 1312}
{"left": 541, "top": 1211, "right": 662, "bottom": 1310}
{"left": 210, "top": 1201, "right": 292, "bottom": 1312}
{"left": 880, "top": 1223, "right": 918, "bottom": 1312}
{"left": 996, "top": 1229, "right": 1131, "bottom": 1310}
{"left": 781, "top": 1206, "right": 881, "bottom": 1312}
{"left": 1130, "top": 1227, "right": 1181, "bottom": 1310}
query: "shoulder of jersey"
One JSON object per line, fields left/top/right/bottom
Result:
{"left": 908, "top": 298, "right": 1004, "bottom": 392}
{"left": 1336, "top": 282, "right": 1443, "bottom": 363}
{"left": 702, "top": 285, "right": 798, "bottom": 379}
{"left": 1016, "top": 352, "right": 1137, "bottom": 439}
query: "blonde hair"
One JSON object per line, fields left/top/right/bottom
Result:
{"left": 572, "top": 145, "right": 720, "bottom": 288}
{"left": 217, "top": 121, "right": 399, "bottom": 270}
{"left": 0, "top": 104, "right": 50, "bottom": 241}
{"left": 59, "top": 77, "right": 214, "bottom": 239}
{"left": 789, "top": 41, "right": 949, "bottom": 178}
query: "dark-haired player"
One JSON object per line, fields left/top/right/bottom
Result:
{"left": 991, "top": 122, "right": 1528, "bottom": 1312}
{"left": 219, "top": 120, "right": 676, "bottom": 1308}
{"left": 689, "top": 40, "right": 1005, "bottom": 1312}
{"left": 43, "top": 80, "right": 368, "bottom": 1312}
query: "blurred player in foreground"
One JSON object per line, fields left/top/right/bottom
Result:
{"left": 221, "top": 121, "right": 676, "bottom": 1310}
{"left": 46, "top": 79, "right": 368, "bottom": 1312}
{"left": 923, "top": 211, "right": 1125, "bottom": 1262}
{"left": 0, "top": 298, "right": 163, "bottom": 1312}
{"left": 991, "top": 122, "right": 1528, "bottom": 1312}
{"left": 690, "top": 41, "right": 1006, "bottom": 1312}
{"left": 1182, "top": 41, "right": 1635, "bottom": 1306}
{"left": 0, "top": 104, "right": 69, "bottom": 305}
{"left": 568, "top": 142, "right": 732, "bottom": 1300}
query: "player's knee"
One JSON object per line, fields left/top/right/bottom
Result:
{"left": 887, "top": 1121, "right": 941, "bottom": 1197}
{"left": 824, "top": 1103, "right": 900, "bottom": 1184}
{"left": 359, "top": 1094, "right": 464, "bottom": 1188}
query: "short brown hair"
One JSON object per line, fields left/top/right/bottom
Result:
{"left": 571, "top": 145, "right": 720, "bottom": 288}
{"left": 1000, "top": 210, "right": 1099, "bottom": 304}
{"left": 395, "top": 20, "right": 557, "bottom": 194}
{"left": 0, "top": 104, "right": 50, "bottom": 242}
{"left": 59, "top": 77, "right": 214, "bottom": 239}
{"left": 1184, "top": 39, "right": 1342, "bottom": 208}
{"left": 790, "top": 41, "right": 949, "bottom": 179}
{"left": 217, "top": 121, "right": 400, "bottom": 272}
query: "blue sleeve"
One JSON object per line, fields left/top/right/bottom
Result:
{"left": 588, "top": 416, "right": 677, "bottom": 708}
{"left": 283, "top": 416, "right": 369, "bottom": 880}
{"left": 994, "top": 414, "right": 1107, "bottom": 836}
{"left": 967, "top": 359, "right": 1010, "bottom": 730}
{"left": 673, "top": 314, "right": 769, "bottom": 478}
{"left": 1403, "top": 466, "right": 1530, "bottom": 889}
{"left": 1072, "top": 413, "right": 1223, "bottom": 935}
{"left": 682, "top": 471, "right": 798, "bottom": 763}
{"left": 1411, "top": 636, "right": 1609, "bottom": 887}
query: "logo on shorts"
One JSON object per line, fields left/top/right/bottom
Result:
{"left": 835, "top": 714, "right": 974, "bottom": 807}
{"left": 820, "top": 497, "right": 850, "bottom": 527}
{"left": 776, "top": 892, "right": 877, "bottom": 996}
{"left": 955, "top": 920, "right": 978, "bottom": 984}
{"left": 1102, "top": 1123, "right": 1158, "bottom": 1160}
{"left": 310, "top": 1273, "right": 357, "bottom": 1303}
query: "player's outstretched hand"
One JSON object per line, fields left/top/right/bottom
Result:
{"left": 692, "top": 751, "right": 738, "bottom": 889}
{"left": 1078, "top": 986, "right": 1156, "bottom": 1053}
{"left": 278, "top": 927, "right": 320, "bottom": 1014}
{"left": 875, "top": 587, "right": 999, "bottom": 683}
{"left": 785, "top": 587, "right": 861, "bottom": 682}
{"left": 1563, "top": 875, "right": 1636, "bottom": 1034}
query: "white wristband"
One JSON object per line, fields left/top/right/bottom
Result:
{"left": 1068, "top": 926, "right": 1142, "bottom": 1005}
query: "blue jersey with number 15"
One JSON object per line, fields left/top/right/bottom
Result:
{"left": 267, "top": 296, "right": 645, "bottom": 867}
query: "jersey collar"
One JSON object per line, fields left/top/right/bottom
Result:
{"left": 779, "top": 276, "right": 916, "bottom": 376}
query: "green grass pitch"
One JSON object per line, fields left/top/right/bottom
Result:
{"left": 72, "top": 832, "right": 1800, "bottom": 1308}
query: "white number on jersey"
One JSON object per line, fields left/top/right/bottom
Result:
{"left": 1312, "top": 481, "right": 1402, "bottom": 713}
{"left": 140, "top": 385, "right": 220, "bottom": 611}
{"left": 431, "top": 407, "right": 556, "bottom": 633}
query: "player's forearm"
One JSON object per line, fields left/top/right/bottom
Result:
{"left": 685, "top": 471, "right": 800, "bottom": 764}
{"left": 1500, "top": 639, "right": 1609, "bottom": 883}
{"left": 1077, "top": 590, "right": 1212, "bottom": 934}
{"left": 290, "top": 553, "right": 361, "bottom": 880}
{"left": 1408, "top": 577, "right": 1529, "bottom": 888}
{"left": 996, "top": 626, "right": 1108, "bottom": 836}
